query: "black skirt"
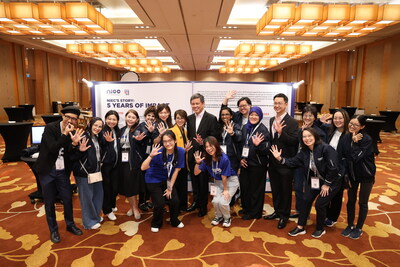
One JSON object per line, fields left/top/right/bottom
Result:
{"left": 119, "top": 162, "right": 145, "bottom": 197}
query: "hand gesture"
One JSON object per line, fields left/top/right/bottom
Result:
{"left": 301, "top": 121, "right": 312, "bottom": 130}
{"left": 252, "top": 132, "right": 264, "bottom": 146}
{"left": 320, "top": 113, "right": 332, "bottom": 124}
{"left": 194, "top": 151, "right": 204, "bottom": 165}
{"left": 269, "top": 145, "right": 282, "bottom": 161}
{"left": 320, "top": 184, "right": 330, "bottom": 197}
{"left": 103, "top": 131, "right": 115, "bottom": 142}
{"left": 224, "top": 121, "right": 234, "bottom": 135}
{"left": 225, "top": 90, "right": 237, "bottom": 101}
{"left": 149, "top": 143, "right": 162, "bottom": 158}
{"left": 163, "top": 188, "right": 172, "bottom": 199}
{"left": 157, "top": 123, "right": 166, "bottom": 136}
{"left": 145, "top": 120, "right": 155, "bottom": 132}
{"left": 134, "top": 131, "right": 146, "bottom": 141}
{"left": 184, "top": 140, "right": 193, "bottom": 152}
{"left": 274, "top": 119, "right": 286, "bottom": 135}
{"left": 63, "top": 122, "right": 75, "bottom": 136}
{"left": 193, "top": 133, "right": 203, "bottom": 145}
{"left": 70, "top": 128, "right": 84, "bottom": 145}
{"left": 222, "top": 190, "right": 230, "bottom": 201}
{"left": 79, "top": 137, "right": 91, "bottom": 152}
{"left": 240, "top": 159, "right": 248, "bottom": 168}
{"left": 352, "top": 132, "right": 363, "bottom": 143}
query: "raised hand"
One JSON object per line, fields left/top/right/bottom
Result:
{"left": 225, "top": 90, "right": 237, "bottom": 101}
{"left": 63, "top": 122, "right": 75, "bottom": 136}
{"left": 103, "top": 131, "right": 115, "bottom": 142}
{"left": 240, "top": 159, "right": 248, "bottom": 168}
{"left": 145, "top": 120, "right": 155, "bottom": 132}
{"left": 274, "top": 119, "right": 287, "bottom": 135}
{"left": 252, "top": 132, "right": 264, "bottom": 146}
{"left": 79, "top": 137, "right": 91, "bottom": 152}
{"left": 193, "top": 133, "right": 203, "bottom": 145}
{"left": 269, "top": 145, "right": 282, "bottom": 161}
{"left": 157, "top": 123, "right": 166, "bottom": 136}
{"left": 352, "top": 132, "right": 363, "bottom": 143}
{"left": 320, "top": 113, "right": 332, "bottom": 124}
{"left": 184, "top": 140, "right": 193, "bottom": 152}
{"left": 302, "top": 121, "right": 312, "bottom": 130}
{"left": 150, "top": 143, "right": 162, "bottom": 158}
{"left": 194, "top": 150, "right": 205, "bottom": 165}
{"left": 224, "top": 121, "right": 234, "bottom": 135}
{"left": 70, "top": 128, "right": 84, "bottom": 146}
{"left": 134, "top": 131, "right": 146, "bottom": 141}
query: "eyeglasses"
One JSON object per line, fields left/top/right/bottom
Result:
{"left": 273, "top": 102, "right": 286, "bottom": 106}
{"left": 221, "top": 113, "right": 231, "bottom": 117}
{"left": 162, "top": 139, "right": 175, "bottom": 144}
{"left": 64, "top": 115, "right": 78, "bottom": 121}
{"left": 238, "top": 104, "right": 249, "bottom": 108}
{"left": 349, "top": 122, "right": 361, "bottom": 127}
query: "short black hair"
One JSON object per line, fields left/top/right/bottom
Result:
{"left": 302, "top": 105, "right": 318, "bottom": 120}
{"left": 300, "top": 127, "right": 322, "bottom": 150}
{"left": 273, "top": 93, "right": 288, "bottom": 103}
{"left": 190, "top": 93, "right": 205, "bottom": 103}
{"left": 351, "top": 114, "right": 367, "bottom": 126}
{"left": 237, "top": 97, "right": 252, "bottom": 107}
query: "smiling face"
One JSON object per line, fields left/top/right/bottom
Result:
{"left": 125, "top": 112, "right": 138, "bottom": 127}
{"left": 333, "top": 112, "right": 345, "bottom": 130}
{"left": 249, "top": 112, "right": 260, "bottom": 125}
{"left": 91, "top": 120, "right": 103, "bottom": 136}
{"left": 273, "top": 97, "right": 288, "bottom": 116}
{"left": 145, "top": 112, "right": 156, "bottom": 123}
{"left": 348, "top": 118, "right": 364, "bottom": 134}
{"left": 158, "top": 108, "right": 170, "bottom": 122}
{"left": 204, "top": 141, "right": 216, "bottom": 157}
{"left": 220, "top": 109, "right": 232, "bottom": 123}
{"left": 302, "top": 129, "right": 315, "bottom": 149}
{"left": 105, "top": 114, "right": 118, "bottom": 129}
{"left": 62, "top": 112, "right": 79, "bottom": 128}
{"left": 162, "top": 134, "right": 176, "bottom": 153}
{"left": 191, "top": 98, "right": 205, "bottom": 115}
{"left": 303, "top": 111, "right": 315, "bottom": 126}
{"left": 175, "top": 114, "right": 186, "bottom": 128}
{"left": 238, "top": 99, "right": 251, "bottom": 116}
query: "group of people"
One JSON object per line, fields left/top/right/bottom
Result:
{"left": 33, "top": 90, "right": 376, "bottom": 243}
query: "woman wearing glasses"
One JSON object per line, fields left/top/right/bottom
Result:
{"left": 141, "top": 130, "right": 185, "bottom": 233}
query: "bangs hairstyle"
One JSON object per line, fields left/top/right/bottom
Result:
{"left": 86, "top": 117, "right": 103, "bottom": 136}
{"left": 237, "top": 97, "right": 252, "bottom": 107}
{"left": 161, "top": 130, "right": 178, "bottom": 167}
{"left": 218, "top": 106, "right": 233, "bottom": 125}
{"left": 174, "top": 109, "right": 188, "bottom": 121}
{"left": 104, "top": 110, "right": 120, "bottom": 133}
{"left": 300, "top": 127, "right": 322, "bottom": 150}
{"left": 351, "top": 114, "right": 367, "bottom": 127}
{"left": 203, "top": 136, "right": 222, "bottom": 165}
{"left": 330, "top": 109, "right": 350, "bottom": 136}
{"left": 156, "top": 103, "right": 173, "bottom": 128}
{"left": 125, "top": 109, "right": 140, "bottom": 132}
{"left": 144, "top": 105, "right": 156, "bottom": 117}
{"left": 273, "top": 93, "right": 288, "bottom": 103}
{"left": 302, "top": 105, "right": 318, "bottom": 121}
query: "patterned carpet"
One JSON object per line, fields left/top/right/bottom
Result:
{"left": 0, "top": 132, "right": 399, "bottom": 267}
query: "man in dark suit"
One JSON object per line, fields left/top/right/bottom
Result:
{"left": 187, "top": 93, "right": 220, "bottom": 216}
{"left": 34, "top": 106, "right": 84, "bottom": 243}
{"left": 264, "top": 93, "right": 298, "bottom": 229}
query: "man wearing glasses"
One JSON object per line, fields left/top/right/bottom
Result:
{"left": 34, "top": 106, "right": 84, "bottom": 243}
{"left": 221, "top": 90, "right": 252, "bottom": 129}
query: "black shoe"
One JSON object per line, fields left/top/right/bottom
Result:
{"left": 288, "top": 227, "right": 306, "bottom": 236}
{"left": 238, "top": 209, "right": 247, "bottom": 215}
{"left": 50, "top": 231, "right": 60, "bottom": 243}
{"left": 198, "top": 207, "right": 207, "bottom": 217}
{"left": 263, "top": 212, "right": 278, "bottom": 220}
{"left": 139, "top": 203, "right": 149, "bottom": 212}
{"left": 187, "top": 202, "right": 198, "bottom": 212}
{"left": 146, "top": 202, "right": 154, "bottom": 209}
{"left": 66, "top": 225, "right": 83, "bottom": 236}
{"left": 242, "top": 214, "right": 255, "bottom": 220}
{"left": 277, "top": 218, "right": 288, "bottom": 229}
{"left": 289, "top": 213, "right": 300, "bottom": 218}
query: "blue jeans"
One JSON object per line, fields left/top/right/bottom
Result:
{"left": 75, "top": 176, "right": 103, "bottom": 229}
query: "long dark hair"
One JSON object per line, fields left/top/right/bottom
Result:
{"left": 104, "top": 110, "right": 120, "bottom": 133}
{"left": 203, "top": 136, "right": 222, "bottom": 165}
{"left": 351, "top": 114, "right": 367, "bottom": 134}
{"left": 86, "top": 117, "right": 103, "bottom": 137}
{"left": 156, "top": 104, "right": 173, "bottom": 128}
{"left": 161, "top": 130, "right": 178, "bottom": 167}
{"left": 218, "top": 106, "right": 233, "bottom": 124}
{"left": 125, "top": 109, "right": 140, "bottom": 132}
{"left": 300, "top": 127, "right": 322, "bottom": 150}
{"left": 329, "top": 109, "right": 349, "bottom": 137}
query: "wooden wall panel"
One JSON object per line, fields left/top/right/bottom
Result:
{"left": 385, "top": 37, "right": 400, "bottom": 111}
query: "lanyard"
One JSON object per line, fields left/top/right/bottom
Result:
{"left": 166, "top": 153, "right": 175, "bottom": 179}
{"left": 222, "top": 130, "right": 228, "bottom": 145}
{"left": 212, "top": 160, "right": 219, "bottom": 181}
{"left": 245, "top": 123, "right": 261, "bottom": 145}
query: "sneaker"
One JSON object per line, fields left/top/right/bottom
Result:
{"left": 211, "top": 217, "right": 224, "bottom": 226}
{"left": 222, "top": 218, "right": 231, "bottom": 228}
{"left": 107, "top": 212, "right": 117, "bottom": 221}
{"left": 99, "top": 217, "right": 104, "bottom": 223}
{"left": 126, "top": 209, "right": 133, "bottom": 216}
{"left": 311, "top": 229, "right": 326, "bottom": 238}
{"left": 324, "top": 219, "right": 337, "bottom": 227}
{"left": 341, "top": 226, "right": 354, "bottom": 237}
{"left": 349, "top": 228, "right": 363, "bottom": 240}
{"left": 177, "top": 222, "right": 185, "bottom": 228}
{"left": 112, "top": 207, "right": 118, "bottom": 212}
{"left": 91, "top": 223, "right": 101, "bottom": 230}
{"left": 288, "top": 227, "right": 306, "bottom": 236}
{"left": 139, "top": 203, "right": 149, "bottom": 212}
{"left": 151, "top": 227, "right": 159, "bottom": 233}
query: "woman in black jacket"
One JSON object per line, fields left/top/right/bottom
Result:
{"left": 270, "top": 127, "right": 340, "bottom": 238}
{"left": 239, "top": 106, "right": 270, "bottom": 220}
{"left": 71, "top": 117, "right": 109, "bottom": 230}
{"left": 101, "top": 110, "right": 120, "bottom": 221}
{"left": 341, "top": 115, "right": 376, "bottom": 240}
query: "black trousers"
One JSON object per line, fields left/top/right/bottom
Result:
{"left": 174, "top": 167, "right": 188, "bottom": 211}
{"left": 298, "top": 183, "right": 340, "bottom": 230}
{"left": 40, "top": 168, "right": 74, "bottom": 233}
{"left": 190, "top": 171, "right": 209, "bottom": 212}
{"left": 147, "top": 181, "right": 181, "bottom": 228}
{"left": 101, "top": 163, "right": 119, "bottom": 215}
{"left": 326, "top": 177, "right": 344, "bottom": 222}
{"left": 347, "top": 179, "right": 374, "bottom": 229}
{"left": 240, "top": 165, "right": 267, "bottom": 218}
{"left": 269, "top": 163, "right": 294, "bottom": 219}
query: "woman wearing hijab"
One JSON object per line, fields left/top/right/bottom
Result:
{"left": 239, "top": 106, "right": 270, "bottom": 220}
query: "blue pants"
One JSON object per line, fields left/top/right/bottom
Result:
{"left": 39, "top": 168, "right": 74, "bottom": 233}
{"left": 75, "top": 176, "right": 103, "bottom": 229}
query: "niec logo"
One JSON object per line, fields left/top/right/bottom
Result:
{"left": 106, "top": 89, "right": 121, "bottom": 95}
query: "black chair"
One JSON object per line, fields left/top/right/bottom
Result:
{"left": 379, "top": 111, "right": 400, "bottom": 132}
{"left": 4, "top": 107, "right": 25, "bottom": 122}
{"left": 329, "top": 108, "right": 339, "bottom": 115}
{"left": 0, "top": 122, "right": 33, "bottom": 162}
{"left": 307, "top": 102, "right": 324, "bottom": 114}
{"left": 18, "top": 104, "right": 35, "bottom": 121}
{"left": 296, "top": 102, "right": 307, "bottom": 112}
{"left": 364, "top": 119, "right": 385, "bottom": 155}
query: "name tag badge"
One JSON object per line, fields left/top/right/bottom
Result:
{"left": 55, "top": 157, "right": 65, "bottom": 170}
{"left": 220, "top": 145, "right": 227, "bottom": 154}
{"left": 122, "top": 151, "right": 129, "bottom": 162}
{"left": 146, "top": 145, "right": 151, "bottom": 154}
{"left": 311, "top": 177, "right": 320, "bottom": 189}
{"left": 210, "top": 183, "right": 217, "bottom": 196}
{"left": 242, "top": 147, "right": 249, "bottom": 158}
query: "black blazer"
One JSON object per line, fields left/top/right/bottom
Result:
{"left": 187, "top": 111, "right": 220, "bottom": 171}
{"left": 269, "top": 113, "right": 299, "bottom": 165}
{"left": 221, "top": 103, "right": 245, "bottom": 129}
{"left": 33, "top": 120, "right": 75, "bottom": 176}
{"left": 120, "top": 126, "right": 146, "bottom": 170}
{"left": 240, "top": 122, "right": 270, "bottom": 167}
